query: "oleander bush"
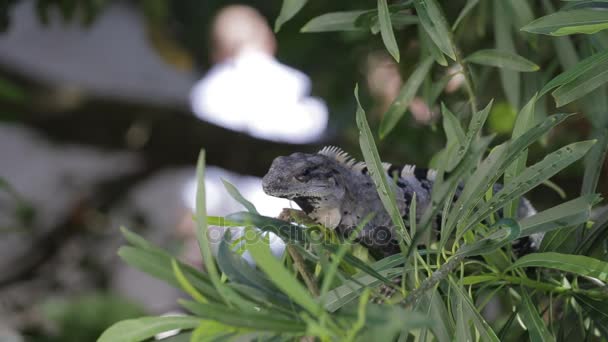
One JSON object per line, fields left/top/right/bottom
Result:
{"left": 100, "top": 1, "right": 608, "bottom": 341}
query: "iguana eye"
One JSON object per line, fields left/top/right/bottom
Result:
{"left": 295, "top": 168, "right": 313, "bottom": 182}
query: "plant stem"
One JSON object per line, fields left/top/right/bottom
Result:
{"left": 454, "top": 49, "right": 478, "bottom": 114}
{"left": 400, "top": 254, "right": 465, "bottom": 307}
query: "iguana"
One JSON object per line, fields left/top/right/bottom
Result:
{"left": 262, "top": 146, "right": 542, "bottom": 258}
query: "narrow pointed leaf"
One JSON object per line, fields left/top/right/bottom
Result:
{"left": 275, "top": 0, "right": 308, "bottom": 32}
{"left": 378, "top": 0, "right": 400, "bottom": 62}
{"left": 522, "top": 9, "right": 608, "bottom": 36}
{"left": 519, "top": 290, "right": 555, "bottom": 342}
{"left": 414, "top": 0, "right": 456, "bottom": 60}
{"left": 355, "top": 85, "right": 411, "bottom": 245}
{"left": 509, "top": 253, "right": 608, "bottom": 282}
{"left": 453, "top": 0, "right": 480, "bottom": 30}
{"left": 465, "top": 49, "right": 540, "bottom": 72}
{"left": 99, "top": 316, "right": 201, "bottom": 342}
{"left": 301, "top": 11, "right": 368, "bottom": 32}
{"left": 379, "top": 56, "right": 434, "bottom": 138}
{"left": 504, "top": 95, "right": 537, "bottom": 217}
{"left": 222, "top": 179, "right": 258, "bottom": 214}
{"left": 180, "top": 300, "right": 306, "bottom": 332}
{"left": 460, "top": 140, "right": 596, "bottom": 237}
{"left": 551, "top": 56, "right": 608, "bottom": 106}
{"left": 518, "top": 194, "right": 598, "bottom": 236}
{"left": 495, "top": 0, "right": 520, "bottom": 108}
{"left": 244, "top": 227, "right": 320, "bottom": 315}
{"left": 448, "top": 278, "right": 500, "bottom": 342}
{"left": 540, "top": 49, "right": 608, "bottom": 97}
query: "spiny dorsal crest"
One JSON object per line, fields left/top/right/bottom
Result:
{"left": 318, "top": 146, "right": 436, "bottom": 181}
{"left": 318, "top": 146, "right": 358, "bottom": 168}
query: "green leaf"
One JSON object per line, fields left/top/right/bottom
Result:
{"left": 452, "top": 0, "right": 480, "bottom": 30}
{"left": 518, "top": 194, "right": 598, "bottom": 236}
{"left": 172, "top": 259, "right": 207, "bottom": 304}
{"left": 360, "top": 305, "right": 434, "bottom": 341}
{"left": 98, "top": 316, "right": 201, "bottom": 342}
{"left": 518, "top": 290, "right": 555, "bottom": 342}
{"left": 379, "top": 56, "right": 434, "bottom": 138}
{"left": 216, "top": 232, "right": 285, "bottom": 301}
{"left": 581, "top": 128, "right": 608, "bottom": 202}
{"left": 448, "top": 278, "right": 500, "bottom": 342}
{"left": 120, "top": 226, "right": 160, "bottom": 252}
{"left": 504, "top": 95, "right": 537, "bottom": 217}
{"left": 494, "top": 0, "right": 520, "bottom": 108}
{"left": 539, "top": 49, "right": 608, "bottom": 97}
{"left": 465, "top": 49, "right": 540, "bottom": 72}
{"left": 459, "top": 140, "right": 596, "bottom": 237}
{"left": 244, "top": 227, "right": 320, "bottom": 315}
{"left": 378, "top": 0, "right": 400, "bottom": 62}
{"left": 274, "top": 0, "right": 308, "bottom": 32}
{"left": 441, "top": 103, "right": 466, "bottom": 147}
{"left": 507, "top": 0, "right": 535, "bottom": 32}
{"left": 355, "top": 85, "right": 410, "bottom": 246}
{"left": 414, "top": 0, "right": 456, "bottom": 60}
{"left": 225, "top": 211, "right": 306, "bottom": 243}
{"left": 574, "top": 294, "right": 608, "bottom": 336}
{"left": 551, "top": 54, "right": 608, "bottom": 107}
{"left": 415, "top": 289, "right": 453, "bottom": 342}
{"left": 420, "top": 24, "right": 448, "bottom": 66}
{"left": 443, "top": 113, "right": 573, "bottom": 243}
{"left": 321, "top": 244, "right": 394, "bottom": 285}
{"left": 446, "top": 101, "right": 493, "bottom": 171}
{"left": 508, "top": 252, "right": 608, "bottom": 281}
{"left": 324, "top": 267, "right": 404, "bottom": 312}
{"left": 195, "top": 151, "right": 238, "bottom": 307}
{"left": 117, "top": 246, "right": 220, "bottom": 301}
{"left": 577, "top": 204, "right": 608, "bottom": 254}
{"left": 522, "top": 9, "right": 608, "bottom": 36}
{"left": 180, "top": 300, "right": 306, "bottom": 333}
{"left": 190, "top": 321, "right": 245, "bottom": 342}
{"left": 301, "top": 11, "right": 367, "bottom": 32}
{"left": 455, "top": 219, "right": 520, "bottom": 257}
{"left": 221, "top": 179, "right": 259, "bottom": 214}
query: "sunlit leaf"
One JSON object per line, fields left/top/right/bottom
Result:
{"left": 244, "top": 227, "right": 320, "bottom": 315}
{"left": 222, "top": 179, "right": 259, "bottom": 214}
{"left": 522, "top": 9, "right": 608, "bottom": 36}
{"left": 98, "top": 316, "right": 201, "bottom": 342}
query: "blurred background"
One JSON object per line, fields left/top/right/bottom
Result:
{"left": 0, "top": 0, "right": 604, "bottom": 340}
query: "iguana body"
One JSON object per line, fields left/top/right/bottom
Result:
{"left": 262, "top": 146, "right": 540, "bottom": 257}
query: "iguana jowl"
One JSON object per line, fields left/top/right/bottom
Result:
{"left": 262, "top": 146, "right": 541, "bottom": 257}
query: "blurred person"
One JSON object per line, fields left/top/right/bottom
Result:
{"left": 190, "top": 5, "right": 328, "bottom": 144}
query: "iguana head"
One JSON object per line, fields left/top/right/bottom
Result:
{"left": 262, "top": 151, "right": 346, "bottom": 202}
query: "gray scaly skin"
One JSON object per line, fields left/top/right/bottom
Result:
{"left": 262, "top": 146, "right": 541, "bottom": 258}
